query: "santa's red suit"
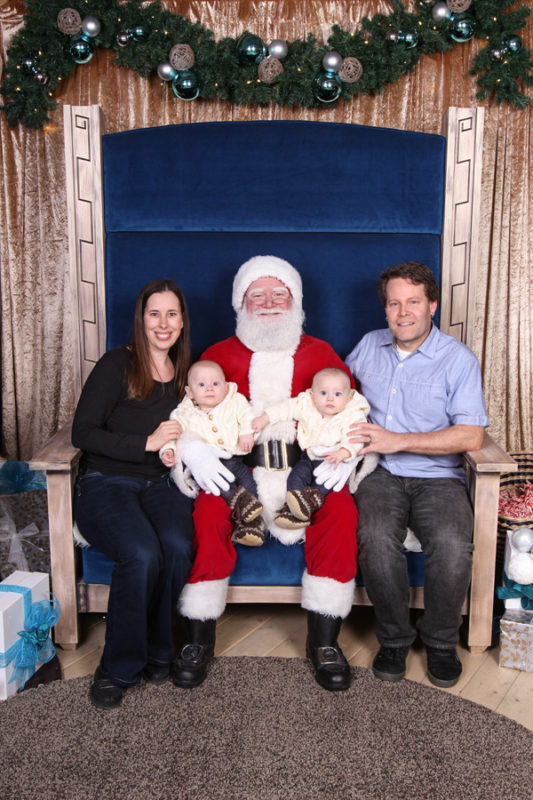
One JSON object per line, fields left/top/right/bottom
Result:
{"left": 177, "top": 333, "right": 358, "bottom": 622}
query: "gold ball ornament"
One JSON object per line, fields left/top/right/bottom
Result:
{"left": 169, "top": 44, "right": 195, "bottom": 71}
{"left": 338, "top": 57, "right": 363, "bottom": 84}
{"left": 446, "top": 0, "right": 472, "bottom": 12}
{"left": 57, "top": 8, "right": 82, "bottom": 35}
{"left": 258, "top": 56, "right": 284, "bottom": 84}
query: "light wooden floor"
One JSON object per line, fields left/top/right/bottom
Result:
{"left": 56, "top": 604, "right": 533, "bottom": 732}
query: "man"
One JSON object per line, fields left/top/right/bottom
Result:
{"left": 171, "top": 255, "right": 364, "bottom": 691}
{"left": 345, "top": 261, "right": 489, "bottom": 688}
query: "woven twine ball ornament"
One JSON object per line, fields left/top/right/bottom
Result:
{"left": 258, "top": 56, "right": 284, "bottom": 84}
{"left": 57, "top": 8, "right": 82, "bottom": 35}
{"left": 169, "top": 44, "right": 195, "bottom": 71}
{"left": 338, "top": 57, "right": 363, "bottom": 84}
{"left": 447, "top": 0, "right": 472, "bottom": 12}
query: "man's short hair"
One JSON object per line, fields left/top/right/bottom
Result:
{"left": 377, "top": 261, "right": 439, "bottom": 307}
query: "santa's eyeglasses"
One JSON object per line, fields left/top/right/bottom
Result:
{"left": 245, "top": 288, "right": 291, "bottom": 305}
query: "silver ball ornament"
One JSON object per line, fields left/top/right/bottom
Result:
{"left": 511, "top": 527, "right": 533, "bottom": 553}
{"left": 322, "top": 51, "right": 343, "bottom": 73}
{"left": 157, "top": 62, "right": 177, "bottom": 81}
{"left": 431, "top": 2, "right": 452, "bottom": 22}
{"left": 81, "top": 16, "right": 101, "bottom": 38}
{"left": 268, "top": 39, "right": 288, "bottom": 60}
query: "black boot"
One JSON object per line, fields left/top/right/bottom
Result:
{"left": 306, "top": 611, "right": 351, "bottom": 691}
{"left": 171, "top": 618, "right": 216, "bottom": 689}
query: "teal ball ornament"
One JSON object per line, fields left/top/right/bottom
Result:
{"left": 171, "top": 70, "right": 199, "bottom": 101}
{"left": 22, "top": 57, "right": 38, "bottom": 75}
{"left": 449, "top": 13, "right": 475, "bottom": 43}
{"left": 237, "top": 34, "right": 267, "bottom": 65}
{"left": 132, "top": 24, "right": 150, "bottom": 42}
{"left": 503, "top": 35, "right": 523, "bottom": 54}
{"left": 399, "top": 30, "right": 419, "bottom": 49}
{"left": 66, "top": 34, "right": 95, "bottom": 64}
{"left": 314, "top": 70, "right": 342, "bottom": 103}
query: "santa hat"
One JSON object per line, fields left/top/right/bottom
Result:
{"left": 232, "top": 255, "right": 303, "bottom": 313}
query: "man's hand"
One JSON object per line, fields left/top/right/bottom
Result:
{"left": 181, "top": 440, "right": 235, "bottom": 495}
{"left": 348, "top": 421, "right": 400, "bottom": 455}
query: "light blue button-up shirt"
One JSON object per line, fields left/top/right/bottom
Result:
{"left": 345, "top": 325, "right": 489, "bottom": 481}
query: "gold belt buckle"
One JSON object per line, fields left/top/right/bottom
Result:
{"left": 263, "top": 440, "right": 288, "bottom": 471}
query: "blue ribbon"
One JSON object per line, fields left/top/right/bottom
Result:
{"left": 497, "top": 572, "right": 533, "bottom": 611}
{"left": 0, "top": 584, "right": 60, "bottom": 691}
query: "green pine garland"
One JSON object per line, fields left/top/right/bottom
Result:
{"left": 1, "top": 0, "right": 532, "bottom": 129}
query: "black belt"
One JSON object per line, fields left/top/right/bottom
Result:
{"left": 244, "top": 441, "right": 301, "bottom": 471}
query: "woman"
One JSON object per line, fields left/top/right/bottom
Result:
{"left": 72, "top": 279, "right": 193, "bottom": 709}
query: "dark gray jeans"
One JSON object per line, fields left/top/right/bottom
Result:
{"left": 354, "top": 466, "right": 474, "bottom": 649}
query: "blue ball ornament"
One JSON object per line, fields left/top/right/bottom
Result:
{"left": 22, "top": 57, "right": 38, "bottom": 75}
{"left": 314, "top": 70, "right": 342, "bottom": 103}
{"left": 449, "top": 13, "right": 476, "bottom": 43}
{"left": 65, "top": 34, "right": 95, "bottom": 64}
{"left": 503, "top": 35, "right": 523, "bottom": 54}
{"left": 132, "top": 24, "right": 150, "bottom": 42}
{"left": 399, "top": 30, "right": 419, "bottom": 49}
{"left": 237, "top": 34, "right": 267, "bottom": 65}
{"left": 171, "top": 70, "right": 200, "bottom": 101}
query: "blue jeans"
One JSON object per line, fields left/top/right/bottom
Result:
{"left": 354, "top": 466, "right": 474, "bottom": 649}
{"left": 287, "top": 452, "right": 329, "bottom": 498}
{"left": 74, "top": 471, "right": 193, "bottom": 686}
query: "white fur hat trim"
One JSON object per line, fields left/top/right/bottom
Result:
{"left": 232, "top": 255, "right": 303, "bottom": 312}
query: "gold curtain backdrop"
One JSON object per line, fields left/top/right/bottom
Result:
{"left": 0, "top": 0, "right": 532, "bottom": 459}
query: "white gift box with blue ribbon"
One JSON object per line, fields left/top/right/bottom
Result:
{"left": 0, "top": 571, "right": 58, "bottom": 700}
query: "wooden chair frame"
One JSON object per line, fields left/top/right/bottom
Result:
{"left": 30, "top": 105, "right": 517, "bottom": 653}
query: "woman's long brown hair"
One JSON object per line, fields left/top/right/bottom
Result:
{"left": 128, "top": 278, "right": 191, "bottom": 401}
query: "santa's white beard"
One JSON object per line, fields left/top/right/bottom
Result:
{"left": 236, "top": 305, "right": 305, "bottom": 352}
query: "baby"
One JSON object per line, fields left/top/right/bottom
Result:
{"left": 160, "top": 360, "right": 264, "bottom": 546}
{"left": 252, "top": 367, "right": 370, "bottom": 528}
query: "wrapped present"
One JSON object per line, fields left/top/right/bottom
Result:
{"left": 499, "top": 609, "right": 533, "bottom": 672}
{"left": 0, "top": 495, "right": 50, "bottom": 578}
{"left": 0, "top": 571, "right": 60, "bottom": 700}
{"left": 496, "top": 530, "right": 533, "bottom": 610}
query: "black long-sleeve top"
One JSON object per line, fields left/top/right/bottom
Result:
{"left": 72, "top": 347, "right": 179, "bottom": 482}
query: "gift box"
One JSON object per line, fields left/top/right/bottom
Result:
{"left": 0, "top": 460, "right": 49, "bottom": 580}
{"left": 499, "top": 609, "right": 533, "bottom": 672}
{"left": 496, "top": 530, "right": 533, "bottom": 611}
{"left": 0, "top": 571, "right": 58, "bottom": 700}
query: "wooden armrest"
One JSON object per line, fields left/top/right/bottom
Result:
{"left": 463, "top": 431, "right": 518, "bottom": 474}
{"left": 29, "top": 421, "right": 81, "bottom": 473}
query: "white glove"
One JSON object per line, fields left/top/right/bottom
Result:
{"left": 313, "top": 457, "right": 356, "bottom": 492}
{"left": 180, "top": 440, "right": 235, "bottom": 496}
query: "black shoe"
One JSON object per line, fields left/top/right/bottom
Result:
{"left": 172, "top": 618, "right": 216, "bottom": 689}
{"left": 89, "top": 667, "right": 126, "bottom": 709}
{"left": 426, "top": 646, "right": 462, "bottom": 688}
{"left": 143, "top": 663, "right": 170, "bottom": 685}
{"left": 171, "top": 643, "right": 214, "bottom": 688}
{"left": 372, "top": 646, "right": 409, "bottom": 682}
{"left": 306, "top": 611, "right": 351, "bottom": 692}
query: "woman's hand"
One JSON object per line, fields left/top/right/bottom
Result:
{"left": 146, "top": 420, "right": 183, "bottom": 452}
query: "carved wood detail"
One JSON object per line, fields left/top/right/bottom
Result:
{"left": 63, "top": 105, "right": 107, "bottom": 400}
{"left": 440, "top": 106, "right": 484, "bottom": 347}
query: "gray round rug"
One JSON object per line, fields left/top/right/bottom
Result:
{"left": 1, "top": 657, "right": 532, "bottom": 800}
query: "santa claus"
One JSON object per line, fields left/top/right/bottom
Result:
{"left": 172, "top": 255, "right": 363, "bottom": 691}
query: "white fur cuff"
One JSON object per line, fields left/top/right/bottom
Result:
{"left": 178, "top": 578, "right": 229, "bottom": 620}
{"left": 301, "top": 570, "right": 355, "bottom": 618}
